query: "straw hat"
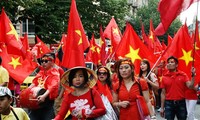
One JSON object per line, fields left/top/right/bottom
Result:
{"left": 61, "top": 66, "right": 97, "bottom": 91}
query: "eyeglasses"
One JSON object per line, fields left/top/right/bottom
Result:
{"left": 41, "top": 60, "right": 51, "bottom": 63}
{"left": 97, "top": 72, "right": 107, "bottom": 76}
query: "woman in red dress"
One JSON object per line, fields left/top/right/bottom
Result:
{"left": 54, "top": 66, "right": 106, "bottom": 120}
{"left": 139, "top": 59, "right": 159, "bottom": 113}
{"left": 112, "top": 58, "right": 156, "bottom": 120}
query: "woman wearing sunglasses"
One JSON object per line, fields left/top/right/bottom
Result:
{"left": 94, "top": 66, "right": 113, "bottom": 102}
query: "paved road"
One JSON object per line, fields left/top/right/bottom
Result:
{"left": 156, "top": 103, "right": 200, "bottom": 120}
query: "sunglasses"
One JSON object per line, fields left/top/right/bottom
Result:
{"left": 97, "top": 72, "right": 107, "bottom": 75}
{"left": 41, "top": 60, "right": 51, "bottom": 63}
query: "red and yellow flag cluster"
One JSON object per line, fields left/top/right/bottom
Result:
{"left": 0, "top": 8, "right": 37, "bottom": 84}
{"left": 1, "top": 0, "right": 200, "bottom": 84}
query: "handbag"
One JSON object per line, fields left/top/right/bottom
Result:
{"left": 136, "top": 95, "right": 150, "bottom": 120}
{"left": 136, "top": 79, "right": 151, "bottom": 120}
{"left": 90, "top": 90, "right": 118, "bottom": 120}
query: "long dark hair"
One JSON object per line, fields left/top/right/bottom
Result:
{"left": 68, "top": 68, "right": 88, "bottom": 87}
{"left": 96, "top": 66, "right": 112, "bottom": 90}
{"left": 115, "top": 58, "right": 135, "bottom": 93}
{"left": 139, "top": 59, "right": 152, "bottom": 89}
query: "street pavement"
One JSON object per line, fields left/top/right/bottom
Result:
{"left": 156, "top": 103, "right": 200, "bottom": 120}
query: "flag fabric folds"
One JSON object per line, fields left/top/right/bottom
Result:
{"left": 85, "top": 34, "right": 101, "bottom": 65}
{"left": 31, "top": 36, "right": 51, "bottom": 58}
{"left": 103, "top": 17, "right": 122, "bottom": 53}
{"left": 115, "top": 23, "right": 156, "bottom": 74}
{"left": 154, "top": 0, "right": 200, "bottom": 36}
{"left": 0, "top": 44, "right": 37, "bottom": 84}
{"left": 62, "top": 0, "right": 89, "bottom": 68}
{"left": 0, "top": 8, "right": 24, "bottom": 56}
{"left": 99, "top": 25, "right": 107, "bottom": 66}
{"left": 162, "top": 25, "right": 200, "bottom": 82}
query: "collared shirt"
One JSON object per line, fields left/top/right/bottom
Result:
{"left": 0, "top": 107, "right": 30, "bottom": 120}
{"left": 160, "top": 70, "right": 189, "bottom": 100}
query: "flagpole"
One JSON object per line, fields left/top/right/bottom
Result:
{"left": 146, "top": 53, "right": 162, "bottom": 78}
{"left": 192, "top": 1, "right": 199, "bottom": 67}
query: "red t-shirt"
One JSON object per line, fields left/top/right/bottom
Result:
{"left": 160, "top": 70, "right": 189, "bottom": 100}
{"left": 185, "top": 79, "right": 199, "bottom": 100}
{"left": 54, "top": 88, "right": 106, "bottom": 120}
{"left": 113, "top": 78, "right": 148, "bottom": 120}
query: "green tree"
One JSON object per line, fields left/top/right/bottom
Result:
{"left": 128, "top": 0, "right": 182, "bottom": 44}
{"left": 1, "top": 0, "right": 129, "bottom": 44}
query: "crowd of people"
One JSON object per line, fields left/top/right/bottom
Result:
{"left": 0, "top": 53, "right": 199, "bottom": 120}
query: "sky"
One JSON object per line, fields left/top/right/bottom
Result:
{"left": 180, "top": 1, "right": 200, "bottom": 26}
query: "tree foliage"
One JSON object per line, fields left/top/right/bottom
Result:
{"left": 1, "top": 0, "right": 129, "bottom": 44}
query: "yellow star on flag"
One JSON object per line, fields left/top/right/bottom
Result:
{"left": 179, "top": 49, "right": 193, "bottom": 66}
{"left": 194, "top": 43, "right": 199, "bottom": 50}
{"left": 99, "top": 38, "right": 104, "bottom": 47}
{"left": 75, "top": 30, "right": 82, "bottom": 45}
{"left": 149, "top": 31, "right": 154, "bottom": 41}
{"left": 125, "top": 45, "right": 141, "bottom": 63}
{"left": 7, "top": 23, "right": 19, "bottom": 41}
{"left": 112, "top": 28, "right": 119, "bottom": 35}
{"left": 96, "top": 47, "right": 100, "bottom": 54}
{"left": 90, "top": 45, "right": 96, "bottom": 52}
{"left": 8, "top": 57, "right": 22, "bottom": 69}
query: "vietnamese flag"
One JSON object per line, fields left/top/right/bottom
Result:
{"left": 0, "top": 44, "right": 37, "bottom": 84}
{"left": 148, "top": 19, "right": 163, "bottom": 55}
{"left": 0, "top": 8, "right": 24, "bottom": 56}
{"left": 141, "top": 22, "right": 150, "bottom": 48}
{"left": 115, "top": 23, "right": 156, "bottom": 74}
{"left": 31, "top": 35, "right": 51, "bottom": 58}
{"left": 162, "top": 25, "right": 200, "bottom": 82}
{"left": 20, "top": 33, "right": 32, "bottom": 60}
{"left": 99, "top": 25, "right": 107, "bottom": 66}
{"left": 103, "top": 17, "right": 122, "bottom": 53}
{"left": 55, "top": 34, "right": 67, "bottom": 66}
{"left": 85, "top": 34, "right": 101, "bottom": 65}
{"left": 62, "top": 0, "right": 89, "bottom": 68}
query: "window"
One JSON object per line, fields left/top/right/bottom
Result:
{"left": 22, "top": 19, "right": 35, "bottom": 36}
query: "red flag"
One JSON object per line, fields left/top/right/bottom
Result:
{"left": 103, "top": 17, "right": 122, "bottom": 52}
{"left": 154, "top": 0, "right": 200, "bottom": 35}
{"left": 0, "top": 8, "right": 24, "bottom": 56}
{"left": 141, "top": 22, "right": 150, "bottom": 47}
{"left": 167, "top": 34, "right": 173, "bottom": 45}
{"left": 85, "top": 34, "right": 101, "bottom": 65}
{"left": 20, "top": 33, "right": 29, "bottom": 52}
{"left": 193, "top": 19, "right": 200, "bottom": 55}
{"left": 62, "top": 0, "right": 89, "bottom": 68}
{"left": 55, "top": 34, "right": 67, "bottom": 66}
{"left": 115, "top": 23, "right": 157, "bottom": 74}
{"left": 100, "top": 25, "right": 107, "bottom": 65}
{"left": 148, "top": 19, "right": 163, "bottom": 55}
{"left": 0, "top": 44, "right": 37, "bottom": 84}
{"left": 20, "top": 33, "right": 32, "bottom": 60}
{"left": 162, "top": 25, "right": 200, "bottom": 81}
{"left": 31, "top": 36, "right": 51, "bottom": 58}
{"left": 161, "top": 41, "right": 167, "bottom": 50}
